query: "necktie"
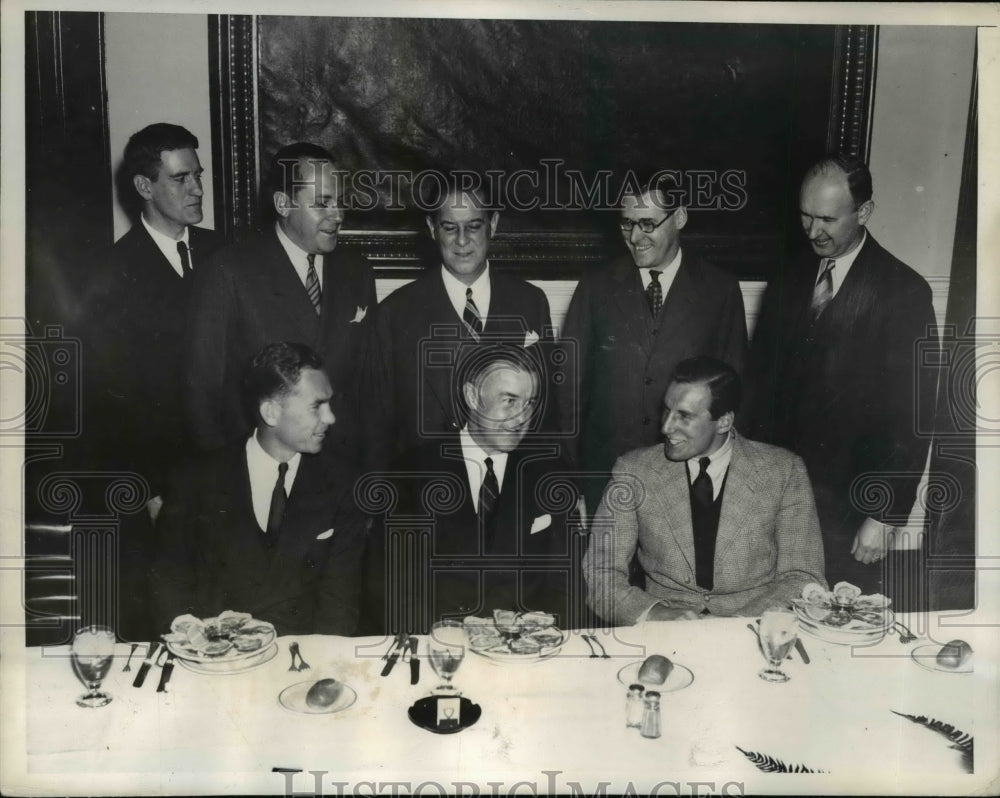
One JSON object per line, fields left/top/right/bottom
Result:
{"left": 811, "top": 258, "right": 835, "bottom": 318}
{"left": 647, "top": 269, "right": 663, "bottom": 318}
{"left": 305, "top": 254, "right": 322, "bottom": 315}
{"left": 463, "top": 287, "right": 484, "bottom": 341}
{"left": 479, "top": 456, "right": 499, "bottom": 523}
{"left": 265, "top": 462, "right": 289, "bottom": 538}
{"left": 177, "top": 241, "right": 192, "bottom": 276}
{"left": 690, "top": 456, "right": 715, "bottom": 590}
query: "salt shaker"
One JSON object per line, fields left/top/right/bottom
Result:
{"left": 626, "top": 683, "right": 645, "bottom": 728}
{"left": 640, "top": 691, "right": 661, "bottom": 739}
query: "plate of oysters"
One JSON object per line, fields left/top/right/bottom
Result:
{"left": 464, "top": 610, "right": 566, "bottom": 663}
{"left": 162, "top": 610, "right": 278, "bottom": 673}
{"left": 792, "top": 582, "right": 894, "bottom": 645}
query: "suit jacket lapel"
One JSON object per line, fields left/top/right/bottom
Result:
{"left": 611, "top": 259, "right": 655, "bottom": 345}
{"left": 648, "top": 455, "right": 697, "bottom": 578}
{"left": 421, "top": 274, "right": 466, "bottom": 422}
{"left": 714, "top": 434, "right": 760, "bottom": 565}
{"left": 652, "top": 259, "right": 698, "bottom": 348}
{"left": 134, "top": 224, "right": 186, "bottom": 287}
{"left": 264, "top": 233, "right": 322, "bottom": 343}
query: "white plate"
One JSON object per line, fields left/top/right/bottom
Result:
{"left": 165, "top": 625, "right": 276, "bottom": 664}
{"left": 279, "top": 679, "right": 358, "bottom": 714}
{"left": 616, "top": 660, "right": 695, "bottom": 692}
{"left": 910, "top": 644, "right": 973, "bottom": 674}
{"left": 173, "top": 641, "right": 279, "bottom": 675}
{"left": 469, "top": 628, "right": 566, "bottom": 664}
{"left": 793, "top": 602, "right": 893, "bottom": 646}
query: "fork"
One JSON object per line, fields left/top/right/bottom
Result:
{"left": 581, "top": 634, "right": 599, "bottom": 658}
{"left": 122, "top": 643, "right": 139, "bottom": 672}
{"left": 587, "top": 634, "right": 610, "bottom": 658}
{"left": 289, "top": 641, "right": 311, "bottom": 671}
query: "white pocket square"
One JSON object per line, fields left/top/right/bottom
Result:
{"left": 350, "top": 306, "right": 367, "bottom": 323}
{"left": 524, "top": 330, "right": 540, "bottom": 348}
{"left": 315, "top": 528, "right": 335, "bottom": 540}
{"left": 530, "top": 514, "right": 552, "bottom": 534}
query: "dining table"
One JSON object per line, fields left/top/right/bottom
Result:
{"left": 8, "top": 611, "right": 996, "bottom": 796}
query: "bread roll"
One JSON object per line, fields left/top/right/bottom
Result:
{"left": 638, "top": 654, "right": 674, "bottom": 684}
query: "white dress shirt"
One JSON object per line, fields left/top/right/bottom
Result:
{"left": 141, "top": 214, "right": 190, "bottom": 278}
{"left": 245, "top": 431, "right": 302, "bottom": 532}
{"left": 816, "top": 230, "right": 866, "bottom": 298}
{"left": 441, "top": 263, "right": 491, "bottom": 324}
{"left": 459, "top": 426, "right": 508, "bottom": 512}
{"left": 684, "top": 430, "right": 734, "bottom": 501}
{"left": 638, "top": 248, "right": 682, "bottom": 299}
{"left": 275, "top": 222, "right": 324, "bottom": 291}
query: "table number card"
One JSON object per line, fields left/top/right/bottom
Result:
{"left": 436, "top": 696, "right": 461, "bottom": 728}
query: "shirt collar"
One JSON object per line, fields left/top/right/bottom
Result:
{"left": 441, "top": 262, "right": 491, "bottom": 320}
{"left": 821, "top": 229, "right": 866, "bottom": 295}
{"left": 141, "top": 214, "right": 190, "bottom": 277}
{"left": 684, "top": 429, "right": 734, "bottom": 492}
{"left": 639, "top": 247, "right": 682, "bottom": 290}
{"left": 246, "top": 429, "right": 302, "bottom": 483}
{"left": 275, "top": 221, "right": 323, "bottom": 286}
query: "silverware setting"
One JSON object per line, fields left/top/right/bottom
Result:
{"left": 156, "top": 652, "right": 176, "bottom": 692}
{"left": 892, "top": 620, "right": 917, "bottom": 644}
{"left": 132, "top": 642, "right": 161, "bottom": 688}
{"left": 585, "top": 634, "right": 610, "bottom": 658}
{"left": 122, "top": 643, "right": 138, "bottom": 672}
{"left": 288, "top": 642, "right": 310, "bottom": 671}
{"left": 380, "top": 632, "right": 407, "bottom": 677}
{"left": 581, "top": 634, "right": 598, "bottom": 658}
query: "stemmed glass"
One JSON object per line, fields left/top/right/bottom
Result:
{"left": 757, "top": 607, "right": 798, "bottom": 683}
{"left": 71, "top": 625, "right": 116, "bottom": 707}
{"left": 427, "top": 620, "right": 468, "bottom": 694}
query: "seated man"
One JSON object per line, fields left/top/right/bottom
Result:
{"left": 583, "top": 356, "right": 825, "bottom": 624}
{"left": 151, "top": 342, "right": 368, "bottom": 636}
{"left": 363, "top": 344, "right": 579, "bottom": 634}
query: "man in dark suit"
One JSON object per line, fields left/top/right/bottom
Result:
{"left": 559, "top": 176, "right": 748, "bottom": 513}
{"left": 363, "top": 345, "right": 579, "bottom": 634}
{"left": 362, "top": 183, "right": 554, "bottom": 469}
{"left": 185, "top": 142, "right": 376, "bottom": 459}
{"left": 743, "top": 155, "right": 938, "bottom": 595}
{"left": 584, "top": 357, "right": 825, "bottom": 625}
{"left": 151, "top": 342, "right": 367, "bottom": 636}
{"left": 86, "top": 123, "right": 225, "bottom": 517}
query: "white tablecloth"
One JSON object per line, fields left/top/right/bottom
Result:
{"left": 10, "top": 613, "right": 997, "bottom": 795}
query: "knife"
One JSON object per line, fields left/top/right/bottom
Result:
{"left": 132, "top": 642, "right": 161, "bottom": 688}
{"left": 408, "top": 636, "right": 420, "bottom": 685}
{"left": 794, "top": 637, "right": 811, "bottom": 664}
{"left": 156, "top": 652, "right": 176, "bottom": 692}
{"left": 380, "top": 633, "right": 406, "bottom": 677}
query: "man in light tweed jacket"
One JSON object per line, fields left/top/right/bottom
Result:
{"left": 583, "top": 356, "right": 826, "bottom": 625}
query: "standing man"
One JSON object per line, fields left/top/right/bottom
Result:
{"left": 151, "top": 342, "right": 368, "bottom": 636}
{"left": 583, "top": 357, "right": 825, "bottom": 625}
{"left": 363, "top": 182, "right": 554, "bottom": 469}
{"left": 743, "top": 155, "right": 938, "bottom": 594}
{"left": 559, "top": 175, "right": 748, "bottom": 514}
{"left": 185, "top": 142, "right": 376, "bottom": 459}
{"left": 87, "top": 123, "right": 225, "bottom": 514}
{"left": 363, "top": 345, "right": 577, "bottom": 634}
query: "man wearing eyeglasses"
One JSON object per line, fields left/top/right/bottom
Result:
{"left": 559, "top": 174, "right": 748, "bottom": 514}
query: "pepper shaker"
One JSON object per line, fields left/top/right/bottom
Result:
{"left": 640, "top": 691, "right": 661, "bottom": 739}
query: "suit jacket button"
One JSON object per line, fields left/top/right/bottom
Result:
{"left": 450, "top": 421, "right": 459, "bottom": 429}
{"left": 684, "top": 576, "right": 691, "bottom": 584}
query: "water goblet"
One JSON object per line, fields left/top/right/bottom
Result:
{"left": 71, "top": 625, "right": 116, "bottom": 708}
{"left": 757, "top": 607, "right": 798, "bottom": 683}
{"left": 427, "top": 620, "right": 468, "bottom": 694}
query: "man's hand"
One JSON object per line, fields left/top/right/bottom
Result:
{"left": 647, "top": 604, "right": 700, "bottom": 622}
{"left": 851, "top": 517, "right": 893, "bottom": 564}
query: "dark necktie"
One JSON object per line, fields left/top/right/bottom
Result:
{"left": 691, "top": 456, "right": 715, "bottom": 590}
{"left": 811, "top": 258, "right": 835, "bottom": 318}
{"left": 177, "top": 241, "right": 192, "bottom": 276}
{"left": 463, "top": 287, "right": 483, "bottom": 341}
{"left": 647, "top": 269, "right": 663, "bottom": 318}
{"left": 265, "top": 462, "right": 289, "bottom": 539}
{"left": 479, "top": 456, "right": 499, "bottom": 523}
{"left": 305, "top": 254, "right": 322, "bottom": 315}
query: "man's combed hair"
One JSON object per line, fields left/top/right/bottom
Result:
{"left": 242, "top": 342, "right": 325, "bottom": 418}
{"left": 807, "top": 153, "right": 873, "bottom": 209}
{"left": 267, "top": 142, "right": 337, "bottom": 198}
{"left": 670, "top": 356, "right": 741, "bottom": 419}
{"left": 122, "top": 123, "right": 199, "bottom": 183}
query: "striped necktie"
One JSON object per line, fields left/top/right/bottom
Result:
{"left": 811, "top": 258, "right": 835, "bottom": 319}
{"left": 463, "top": 287, "right": 483, "bottom": 341}
{"left": 305, "top": 254, "right": 322, "bottom": 315}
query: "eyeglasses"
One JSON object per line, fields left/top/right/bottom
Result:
{"left": 619, "top": 209, "right": 676, "bottom": 234}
